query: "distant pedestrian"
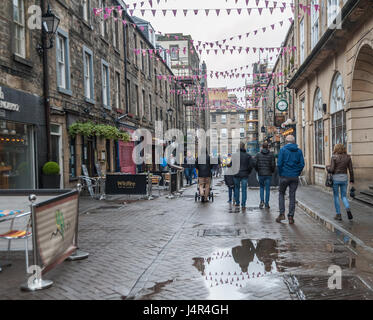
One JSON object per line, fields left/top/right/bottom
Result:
{"left": 224, "top": 154, "right": 234, "bottom": 203}
{"left": 231, "top": 142, "right": 254, "bottom": 211}
{"left": 327, "top": 144, "right": 354, "bottom": 221}
{"left": 276, "top": 135, "right": 305, "bottom": 225}
{"left": 255, "top": 142, "right": 276, "bottom": 209}
{"left": 183, "top": 152, "right": 195, "bottom": 185}
{"left": 196, "top": 151, "right": 212, "bottom": 202}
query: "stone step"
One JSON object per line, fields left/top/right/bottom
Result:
{"left": 354, "top": 194, "right": 373, "bottom": 207}
{"left": 369, "top": 185, "right": 373, "bottom": 191}
{"left": 360, "top": 190, "right": 373, "bottom": 198}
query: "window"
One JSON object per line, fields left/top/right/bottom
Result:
{"left": 142, "top": 89, "right": 146, "bottom": 118}
{"left": 83, "top": 46, "right": 94, "bottom": 103}
{"left": 328, "top": 0, "right": 339, "bottom": 26}
{"left": 56, "top": 29, "right": 71, "bottom": 94}
{"left": 115, "top": 71, "right": 120, "bottom": 109}
{"left": 330, "top": 73, "right": 346, "bottom": 149}
{"left": 69, "top": 137, "right": 77, "bottom": 179}
{"left": 311, "top": 0, "right": 319, "bottom": 49}
{"left": 149, "top": 94, "right": 152, "bottom": 121}
{"left": 155, "top": 107, "right": 158, "bottom": 121}
{"left": 299, "top": 18, "right": 305, "bottom": 64}
{"left": 221, "top": 114, "right": 227, "bottom": 123}
{"left": 240, "top": 128, "right": 245, "bottom": 138}
{"left": 313, "top": 88, "right": 324, "bottom": 165}
{"left": 135, "top": 85, "right": 139, "bottom": 115}
{"left": 134, "top": 33, "right": 138, "bottom": 66}
{"left": 13, "top": 0, "right": 25, "bottom": 58}
{"left": 101, "top": 60, "right": 110, "bottom": 109}
{"left": 301, "top": 98, "right": 306, "bottom": 157}
{"left": 211, "top": 114, "right": 216, "bottom": 123}
{"left": 99, "top": 0, "right": 107, "bottom": 37}
{"left": 170, "top": 45, "right": 179, "bottom": 60}
{"left": 140, "top": 41, "right": 145, "bottom": 72}
{"left": 239, "top": 114, "right": 245, "bottom": 122}
{"left": 165, "top": 81, "right": 168, "bottom": 101}
{"left": 221, "top": 128, "right": 227, "bottom": 138}
{"left": 154, "top": 69, "right": 157, "bottom": 93}
{"left": 82, "top": 0, "right": 90, "bottom": 22}
{"left": 113, "top": 11, "right": 119, "bottom": 49}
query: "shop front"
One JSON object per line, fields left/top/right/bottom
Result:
{"left": 0, "top": 85, "right": 45, "bottom": 189}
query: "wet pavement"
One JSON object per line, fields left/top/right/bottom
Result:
{"left": 1, "top": 179, "right": 373, "bottom": 300}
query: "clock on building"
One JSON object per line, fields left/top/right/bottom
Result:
{"left": 276, "top": 99, "right": 288, "bottom": 112}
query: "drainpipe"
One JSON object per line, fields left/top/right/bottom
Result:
{"left": 41, "top": 0, "right": 52, "bottom": 161}
{"left": 123, "top": 23, "right": 129, "bottom": 114}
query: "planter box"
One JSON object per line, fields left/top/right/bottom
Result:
{"left": 42, "top": 174, "right": 61, "bottom": 189}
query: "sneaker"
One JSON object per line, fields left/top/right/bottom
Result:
{"left": 288, "top": 216, "right": 295, "bottom": 224}
{"left": 227, "top": 200, "right": 232, "bottom": 203}
{"left": 334, "top": 214, "right": 342, "bottom": 221}
{"left": 276, "top": 214, "right": 286, "bottom": 223}
{"left": 265, "top": 203, "right": 270, "bottom": 209}
{"left": 346, "top": 209, "right": 353, "bottom": 220}
{"left": 259, "top": 201, "right": 264, "bottom": 209}
{"left": 241, "top": 206, "right": 246, "bottom": 212}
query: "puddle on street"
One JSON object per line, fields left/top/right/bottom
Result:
{"left": 193, "top": 239, "right": 302, "bottom": 299}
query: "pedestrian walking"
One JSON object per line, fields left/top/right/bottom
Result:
{"left": 224, "top": 157, "right": 235, "bottom": 203}
{"left": 276, "top": 135, "right": 305, "bottom": 224}
{"left": 231, "top": 142, "right": 254, "bottom": 211}
{"left": 327, "top": 144, "right": 354, "bottom": 221}
{"left": 196, "top": 151, "right": 212, "bottom": 202}
{"left": 255, "top": 142, "right": 276, "bottom": 209}
{"left": 183, "top": 152, "right": 195, "bottom": 186}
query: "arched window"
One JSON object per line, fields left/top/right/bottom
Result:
{"left": 314, "top": 88, "right": 324, "bottom": 164}
{"left": 330, "top": 72, "right": 346, "bottom": 149}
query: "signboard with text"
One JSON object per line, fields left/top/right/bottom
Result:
{"left": 105, "top": 174, "right": 147, "bottom": 195}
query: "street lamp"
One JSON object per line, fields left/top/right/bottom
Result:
{"left": 37, "top": 5, "right": 60, "bottom": 54}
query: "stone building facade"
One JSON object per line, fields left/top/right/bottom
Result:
{"left": 0, "top": 0, "right": 186, "bottom": 189}
{"left": 288, "top": 0, "right": 373, "bottom": 191}
{"left": 209, "top": 88, "right": 247, "bottom": 157}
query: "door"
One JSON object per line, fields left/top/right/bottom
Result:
{"left": 119, "top": 141, "right": 136, "bottom": 174}
{"left": 50, "top": 124, "right": 63, "bottom": 188}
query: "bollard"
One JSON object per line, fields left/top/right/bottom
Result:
{"left": 21, "top": 195, "right": 53, "bottom": 291}
{"left": 67, "top": 184, "right": 89, "bottom": 261}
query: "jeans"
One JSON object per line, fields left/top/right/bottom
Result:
{"left": 279, "top": 176, "right": 299, "bottom": 217}
{"left": 184, "top": 168, "right": 193, "bottom": 185}
{"left": 259, "top": 176, "right": 272, "bottom": 204}
{"left": 228, "top": 186, "right": 234, "bottom": 202}
{"left": 233, "top": 177, "right": 248, "bottom": 207}
{"left": 332, "top": 180, "right": 350, "bottom": 214}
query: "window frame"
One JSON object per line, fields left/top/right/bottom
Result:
{"left": 299, "top": 17, "right": 305, "bottom": 64}
{"left": 311, "top": 0, "right": 319, "bottom": 49}
{"left": 170, "top": 45, "right": 179, "bottom": 60}
{"left": 13, "top": 0, "right": 26, "bottom": 58}
{"left": 83, "top": 46, "right": 95, "bottom": 104}
{"left": 313, "top": 88, "right": 324, "bottom": 165}
{"left": 56, "top": 28, "right": 72, "bottom": 95}
{"left": 101, "top": 59, "right": 111, "bottom": 109}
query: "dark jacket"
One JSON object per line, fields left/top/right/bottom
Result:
{"left": 232, "top": 148, "right": 254, "bottom": 178}
{"left": 224, "top": 174, "right": 234, "bottom": 187}
{"left": 328, "top": 154, "right": 354, "bottom": 183}
{"left": 277, "top": 143, "right": 305, "bottom": 177}
{"left": 196, "top": 154, "right": 212, "bottom": 178}
{"left": 255, "top": 149, "right": 276, "bottom": 176}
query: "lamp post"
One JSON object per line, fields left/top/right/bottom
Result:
{"left": 38, "top": 2, "right": 60, "bottom": 162}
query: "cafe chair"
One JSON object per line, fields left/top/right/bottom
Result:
{"left": 151, "top": 175, "right": 162, "bottom": 196}
{"left": 0, "top": 212, "right": 32, "bottom": 272}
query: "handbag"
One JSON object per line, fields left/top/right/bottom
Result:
{"left": 325, "top": 173, "right": 333, "bottom": 188}
{"left": 350, "top": 187, "right": 356, "bottom": 198}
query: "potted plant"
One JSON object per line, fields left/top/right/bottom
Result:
{"left": 42, "top": 161, "right": 61, "bottom": 189}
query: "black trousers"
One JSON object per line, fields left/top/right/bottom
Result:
{"left": 279, "top": 176, "right": 299, "bottom": 217}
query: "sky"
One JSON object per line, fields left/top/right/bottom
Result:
{"left": 126, "top": 0, "right": 294, "bottom": 105}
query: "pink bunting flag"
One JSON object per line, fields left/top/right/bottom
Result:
{"left": 162, "top": 9, "right": 167, "bottom": 16}
{"left": 148, "top": 0, "right": 153, "bottom": 7}
{"left": 258, "top": 8, "right": 263, "bottom": 15}
{"left": 216, "top": 9, "right": 220, "bottom": 16}
{"left": 237, "top": 8, "right": 242, "bottom": 15}
{"left": 256, "top": 0, "right": 260, "bottom": 6}
{"left": 151, "top": 9, "right": 156, "bottom": 16}
{"left": 205, "top": 9, "right": 210, "bottom": 16}
{"left": 194, "top": 9, "right": 199, "bottom": 15}
{"left": 172, "top": 9, "right": 177, "bottom": 16}
{"left": 140, "top": 9, "right": 145, "bottom": 16}
{"left": 226, "top": 9, "right": 231, "bottom": 15}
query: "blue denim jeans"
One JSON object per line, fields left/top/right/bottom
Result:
{"left": 184, "top": 168, "right": 193, "bottom": 185}
{"left": 332, "top": 180, "right": 350, "bottom": 214}
{"left": 228, "top": 186, "right": 234, "bottom": 202}
{"left": 233, "top": 177, "right": 248, "bottom": 207}
{"left": 258, "top": 176, "right": 272, "bottom": 205}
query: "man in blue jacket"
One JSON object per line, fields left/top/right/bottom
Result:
{"left": 276, "top": 135, "right": 305, "bottom": 225}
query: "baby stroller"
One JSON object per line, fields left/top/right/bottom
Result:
{"left": 195, "top": 177, "right": 214, "bottom": 202}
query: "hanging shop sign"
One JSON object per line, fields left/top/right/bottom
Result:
{"left": 0, "top": 87, "right": 20, "bottom": 112}
{"left": 276, "top": 99, "right": 288, "bottom": 112}
{"left": 282, "top": 128, "right": 294, "bottom": 136}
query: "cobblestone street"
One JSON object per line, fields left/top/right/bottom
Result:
{"left": 1, "top": 179, "right": 373, "bottom": 300}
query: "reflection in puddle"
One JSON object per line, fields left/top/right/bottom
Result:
{"left": 193, "top": 239, "right": 301, "bottom": 299}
